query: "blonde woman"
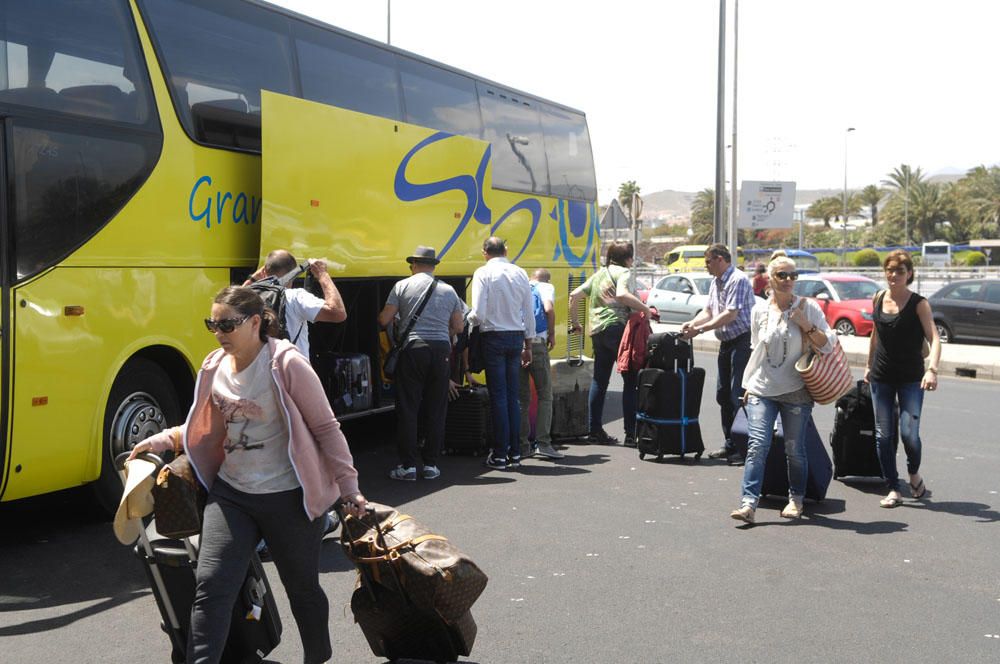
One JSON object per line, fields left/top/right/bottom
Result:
{"left": 731, "top": 255, "right": 836, "bottom": 525}
{"left": 865, "top": 250, "right": 940, "bottom": 508}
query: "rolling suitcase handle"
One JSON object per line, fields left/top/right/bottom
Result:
{"left": 115, "top": 452, "right": 188, "bottom": 636}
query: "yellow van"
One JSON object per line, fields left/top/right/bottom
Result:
{"left": 663, "top": 244, "right": 744, "bottom": 272}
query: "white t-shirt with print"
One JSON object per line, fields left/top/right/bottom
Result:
{"left": 213, "top": 345, "right": 299, "bottom": 493}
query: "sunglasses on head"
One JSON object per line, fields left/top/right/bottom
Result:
{"left": 204, "top": 315, "right": 249, "bottom": 333}
{"left": 774, "top": 271, "right": 799, "bottom": 281}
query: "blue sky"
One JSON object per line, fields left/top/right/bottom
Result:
{"left": 271, "top": 1, "right": 999, "bottom": 204}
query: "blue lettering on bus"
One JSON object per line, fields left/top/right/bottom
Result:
{"left": 188, "top": 175, "right": 261, "bottom": 229}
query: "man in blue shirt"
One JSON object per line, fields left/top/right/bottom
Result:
{"left": 680, "top": 243, "right": 755, "bottom": 465}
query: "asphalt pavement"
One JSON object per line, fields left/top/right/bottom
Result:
{"left": 2, "top": 357, "right": 999, "bottom": 663}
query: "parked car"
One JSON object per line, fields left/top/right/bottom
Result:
{"left": 646, "top": 273, "right": 715, "bottom": 323}
{"left": 928, "top": 279, "right": 1000, "bottom": 344}
{"left": 646, "top": 272, "right": 763, "bottom": 324}
{"left": 636, "top": 279, "right": 651, "bottom": 304}
{"left": 793, "top": 273, "right": 879, "bottom": 336}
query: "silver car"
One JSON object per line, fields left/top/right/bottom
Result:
{"left": 645, "top": 273, "right": 715, "bottom": 323}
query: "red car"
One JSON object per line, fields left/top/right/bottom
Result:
{"left": 792, "top": 273, "right": 879, "bottom": 336}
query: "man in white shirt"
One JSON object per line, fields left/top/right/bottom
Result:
{"left": 470, "top": 237, "right": 535, "bottom": 470}
{"left": 247, "top": 249, "right": 346, "bottom": 360}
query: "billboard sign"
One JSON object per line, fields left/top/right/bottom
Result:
{"left": 738, "top": 180, "right": 797, "bottom": 229}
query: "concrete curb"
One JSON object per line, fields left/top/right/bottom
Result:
{"left": 655, "top": 324, "right": 1000, "bottom": 383}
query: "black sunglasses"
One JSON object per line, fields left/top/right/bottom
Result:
{"left": 204, "top": 315, "right": 249, "bottom": 333}
{"left": 774, "top": 271, "right": 799, "bottom": 281}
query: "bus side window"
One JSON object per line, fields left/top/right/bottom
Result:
{"left": 478, "top": 84, "right": 549, "bottom": 196}
{"left": 541, "top": 103, "right": 597, "bottom": 202}
{"left": 0, "top": 0, "right": 155, "bottom": 126}
{"left": 140, "top": 0, "right": 295, "bottom": 149}
{"left": 293, "top": 22, "right": 401, "bottom": 122}
{"left": 397, "top": 56, "right": 482, "bottom": 139}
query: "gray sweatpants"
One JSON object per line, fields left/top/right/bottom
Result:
{"left": 188, "top": 479, "right": 329, "bottom": 664}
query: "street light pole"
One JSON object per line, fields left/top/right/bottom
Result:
{"left": 387, "top": 0, "right": 391, "bottom": 45}
{"left": 713, "top": 0, "right": 727, "bottom": 244}
{"left": 842, "top": 127, "right": 855, "bottom": 265}
{"left": 728, "top": 0, "right": 739, "bottom": 259}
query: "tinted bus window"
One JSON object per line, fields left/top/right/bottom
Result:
{"left": 478, "top": 84, "right": 549, "bottom": 196}
{"left": 140, "top": 0, "right": 296, "bottom": 150}
{"left": 0, "top": 0, "right": 154, "bottom": 125}
{"left": 397, "top": 57, "right": 481, "bottom": 138}
{"left": 293, "top": 23, "right": 400, "bottom": 121}
{"left": 541, "top": 104, "right": 596, "bottom": 201}
{"left": 11, "top": 121, "right": 160, "bottom": 279}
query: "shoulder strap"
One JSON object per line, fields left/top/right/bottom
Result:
{"left": 396, "top": 278, "right": 438, "bottom": 344}
{"left": 873, "top": 289, "right": 885, "bottom": 310}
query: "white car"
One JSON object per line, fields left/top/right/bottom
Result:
{"left": 646, "top": 273, "right": 716, "bottom": 323}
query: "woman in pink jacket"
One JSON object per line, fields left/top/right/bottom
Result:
{"left": 129, "top": 286, "right": 366, "bottom": 664}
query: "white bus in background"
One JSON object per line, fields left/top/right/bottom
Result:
{"left": 921, "top": 241, "right": 952, "bottom": 266}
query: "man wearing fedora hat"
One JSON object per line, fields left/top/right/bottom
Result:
{"left": 378, "top": 246, "right": 464, "bottom": 481}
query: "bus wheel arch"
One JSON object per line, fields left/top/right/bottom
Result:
{"left": 91, "top": 350, "right": 192, "bottom": 516}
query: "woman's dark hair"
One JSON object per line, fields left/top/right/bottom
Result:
{"left": 605, "top": 241, "right": 634, "bottom": 267}
{"left": 214, "top": 286, "right": 275, "bottom": 341}
{"left": 883, "top": 249, "right": 915, "bottom": 285}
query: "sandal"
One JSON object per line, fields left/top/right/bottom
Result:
{"left": 909, "top": 478, "right": 926, "bottom": 499}
{"left": 879, "top": 494, "right": 902, "bottom": 508}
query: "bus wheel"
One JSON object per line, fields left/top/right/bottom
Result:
{"left": 92, "top": 358, "right": 182, "bottom": 516}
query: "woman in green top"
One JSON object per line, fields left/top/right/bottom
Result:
{"left": 569, "top": 241, "right": 652, "bottom": 444}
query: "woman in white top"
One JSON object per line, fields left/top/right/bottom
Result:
{"left": 731, "top": 254, "right": 836, "bottom": 525}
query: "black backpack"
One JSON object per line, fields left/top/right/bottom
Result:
{"left": 249, "top": 277, "right": 289, "bottom": 339}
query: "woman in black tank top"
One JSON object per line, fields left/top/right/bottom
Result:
{"left": 864, "top": 250, "right": 941, "bottom": 508}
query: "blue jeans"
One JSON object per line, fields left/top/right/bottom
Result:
{"left": 589, "top": 324, "right": 626, "bottom": 434}
{"left": 482, "top": 331, "right": 525, "bottom": 459}
{"left": 870, "top": 381, "right": 924, "bottom": 491}
{"left": 740, "top": 395, "right": 813, "bottom": 509}
{"left": 718, "top": 332, "right": 752, "bottom": 449}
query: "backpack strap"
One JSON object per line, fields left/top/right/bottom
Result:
{"left": 395, "top": 278, "right": 438, "bottom": 347}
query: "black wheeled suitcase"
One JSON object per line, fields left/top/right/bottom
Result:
{"left": 315, "top": 352, "right": 373, "bottom": 414}
{"left": 444, "top": 386, "right": 492, "bottom": 455}
{"left": 730, "top": 407, "right": 833, "bottom": 501}
{"left": 635, "top": 366, "right": 705, "bottom": 460}
{"left": 830, "top": 381, "right": 894, "bottom": 479}
{"left": 133, "top": 520, "right": 282, "bottom": 664}
{"left": 645, "top": 331, "right": 694, "bottom": 371}
{"left": 117, "top": 453, "right": 282, "bottom": 664}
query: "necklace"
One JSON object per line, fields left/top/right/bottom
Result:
{"left": 764, "top": 304, "right": 791, "bottom": 368}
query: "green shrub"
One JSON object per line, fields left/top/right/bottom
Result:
{"left": 965, "top": 251, "right": 987, "bottom": 266}
{"left": 816, "top": 252, "right": 839, "bottom": 267}
{"left": 853, "top": 248, "right": 881, "bottom": 267}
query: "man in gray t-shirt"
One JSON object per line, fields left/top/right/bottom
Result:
{"left": 377, "top": 246, "right": 463, "bottom": 481}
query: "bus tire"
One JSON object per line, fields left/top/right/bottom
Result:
{"left": 92, "top": 358, "right": 182, "bottom": 516}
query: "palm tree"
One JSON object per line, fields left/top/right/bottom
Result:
{"left": 882, "top": 164, "right": 925, "bottom": 193}
{"left": 689, "top": 188, "right": 717, "bottom": 243}
{"left": 618, "top": 180, "right": 641, "bottom": 222}
{"left": 958, "top": 165, "right": 1000, "bottom": 234}
{"left": 806, "top": 196, "right": 842, "bottom": 228}
{"left": 907, "top": 181, "right": 950, "bottom": 242}
{"left": 859, "top": 184, "right": 886, "bottom": 228}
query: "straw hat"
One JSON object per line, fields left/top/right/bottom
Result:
{"left": 113, "top": 457, "right": 157, "bottom": 545}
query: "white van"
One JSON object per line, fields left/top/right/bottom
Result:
{"left": 921, "top": 241, "right": 952, "bottom": 267}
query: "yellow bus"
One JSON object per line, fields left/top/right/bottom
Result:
{"left": 0, "top": 0, "right": 599, "bottom": 512}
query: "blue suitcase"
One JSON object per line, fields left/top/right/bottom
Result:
{"left": 730, "top": 407, "right": 833, "bottom": 501}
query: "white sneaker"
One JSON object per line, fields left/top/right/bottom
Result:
{"left": 534, "top": 442, "right": 565, "bottom": 460}
{"left": 388, "top": 465, "right": 416, "bottom": 481}
{"left": 422, "top": 465, "right": 441, "bottom": 480}
{"left": 780, "top": 498, "right": 804, "bottom": 519}
{"left": 730, "top": 504, "right": 755, "bottom": 525}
